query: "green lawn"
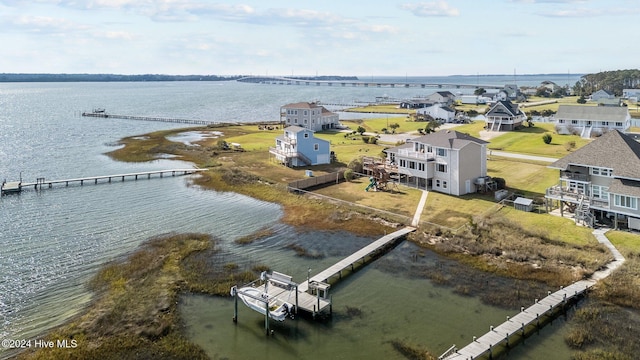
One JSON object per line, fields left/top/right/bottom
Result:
{"left": 421, "top": 192, "right": 498, "bottom": 229}
{"left": 487, "top": 157, "right": 557, "bottom": 197}
{"left": 487, "top": 122, "right": 591, "bottom": 158}
{"left": 606, "top": 231, "right": 640, "bottom": 254}
{"left": 499, "top": 207, "right": 595, "bottom": 245}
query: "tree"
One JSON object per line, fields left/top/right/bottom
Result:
{"left": 577, "top": 95, "right": 587, "bottom": 104}
{"left": 474, "top": 87, "right": 486, "bottom": 96}
{"left": 542, "top": 133, "right": 553, "bottom": 144}
{"left": 389, "top": 123, "right": 400, "bottom": 134}
{"left": 356, "top": 126, "right": 366, "bottom": 135}
{"left": 424, "top": 119, "right": 441, "bottom": 134}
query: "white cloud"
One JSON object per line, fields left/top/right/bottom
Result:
{"left": 400, "top": 1, "right": 459, "bottom": 17}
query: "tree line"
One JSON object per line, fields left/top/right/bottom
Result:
{"left": 572, "top": 69, "right": 640, "bottom": 97}
{"left": 0, "top": 73, "right": 244, "bottom": 82}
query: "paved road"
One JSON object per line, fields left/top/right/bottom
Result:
{"left": 490, "top": 150, "right": 558, "bottom": 163}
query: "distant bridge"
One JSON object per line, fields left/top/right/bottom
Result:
{"left": 236, "top": 76, "right": 505, "bottom": 90}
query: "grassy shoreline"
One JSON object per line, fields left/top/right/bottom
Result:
{"left": 20, "top": 119, "right": 640, "bottom": 359}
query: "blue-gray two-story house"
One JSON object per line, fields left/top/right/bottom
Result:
{"left": 269, "top": 126, "right": 331, "bottom": 167}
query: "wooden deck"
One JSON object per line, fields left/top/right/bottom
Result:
{"left": 82, "top": 111, "right": 229, "bottom": 126}
{"left": 298, "top": 226, "right": 415, "bottom": 293}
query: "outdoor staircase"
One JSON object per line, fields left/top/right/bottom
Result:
{"left": 581, "top": 126, "right": 592, "bottom": 139}
{"left": 575, "top": 195, "right": 595, "bottom": 227}
{"left": 490, "top": 119, "right": 502, "bottom": 132}
{"left": 295, "top": 152, "right": 312, "bottom": 166}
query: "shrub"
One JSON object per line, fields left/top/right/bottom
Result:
{"left": 362, "top": 136, "right": 370, "bottom": 144}
{"left": 347, "top": 157, "right": 363, "bottom": 173}
{"left": 344, "top": 169, "right": 354, "bottom": 181}
{"left": 542, "top": 133, "right": 553, "bottom": 144}
{"left": 565, "top": 141, "right": 576, "bottom": 151}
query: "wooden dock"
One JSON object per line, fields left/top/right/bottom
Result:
{"left": 439, "top": 229, "right": 626, "bottom": 360}
{"left": 298, "top": 226, "right": 415, "bottom": 292}
{"left": 11, "top": 169, "right": 205, "bottom": 192}
{"left": 82, "top": 111, "right": 232, "bottom": 126}
{"left": 232, "top": 226, "right": 416, "bottom": 333}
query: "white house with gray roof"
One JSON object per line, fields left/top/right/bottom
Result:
{"left": 384, "top": 130, "right": 488, "bottom": 195}
{"left": 545, "top": 130, "right": 640, "bottom": 229}
{"left": 554, "top": 105, "right": 630, "bottom": 138}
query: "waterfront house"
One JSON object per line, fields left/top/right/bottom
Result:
{"left": 416, "top": 103, "right": 456, "bottom": 123}
{"left": 281, "top": 102, "right": 340, "bottom": 132}
{"left": 545, "top": 130, "right": 640, "bottom": 230}
{"left": 623, "top": 89, "right": 640, "bottom": 102}
{"left": 269, "top": 126, "right": 330, "bottom": 167}
{"left": 384, "top": 130, "right": 488, "bottom": 195}
{"left": 484, "top": 100, "right": 526, "bottom": 131}
{"left": 553, "top": 105, "right": 630, "bottom": 138}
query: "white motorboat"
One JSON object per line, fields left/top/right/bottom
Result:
{"left": 233, "top": 286, "right": 294, "bottom": 322}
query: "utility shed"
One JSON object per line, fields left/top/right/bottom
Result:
{"left": 514, "top": 197, "right": 534, "bottom": 212}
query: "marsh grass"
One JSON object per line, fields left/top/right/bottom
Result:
{"left": 18, "top": 233, "right": 211, "bottom": 360}
{"left": 388, "top": 339, "right": 436, "bottom": 360}
{"left": 234, "top": 226, "right": 276, "bottom": 245}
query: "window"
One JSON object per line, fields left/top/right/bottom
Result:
{"left": 427, "top": 146, "right": 432, "bottom": 153}
{"left": 437, "top": 148, "right": 447, "bottom": 157}
{"left": 304, "top": 110, "right": 308, "bottom": 115}
{"left": 442, "top": 181, "right": 447, "bottom": 189}
{"left": 409, "top": 161, "right": 416, "bottom": 169}
{"left": 287, "top": 119, "right": 291, "bottom": 123}
{"left": 435, "top": 179, "right": 441, "bottom": 187}
{"left": 614, "top": 195, "right": 637, "bottom": 209}
{"left": 304, "top": 119, "right": 308, "bottom": 124}
{"left": 616, "top": 122, "right": 623, "bottom": 127}
{"left": 437, "top": 163, "right": 447, "bottom": 173}
{"left": 558, "top": 119, "right": 565, "bottom": 124}
{"left": 399, "top": 159, "right": 406, "bottom": 167}
{"left": 602, "top": 121, "right": 609, "bottom": 126}
{"left": 304, "top": 133, "right": 309, "bottom": 138}
{"left": 571, "top": 120, "right": 578, "bottom": 124}
{"left": 294, "top": 118, "right": 298, "bottom": 124}
{"left": 418, "top": 163, "right": 425, "bottom": 171}
{"left": 314, "top": 143, "right": 319, "bottom": 151}
{"left": 591, "top": 167, "right": 613, "bottom": 177}
{"left": 592, "top": 185, "right": 609, "bottom": 199}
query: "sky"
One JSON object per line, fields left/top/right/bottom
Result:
{"left": 0, "top": 0, "right": 638, "bottom": 76}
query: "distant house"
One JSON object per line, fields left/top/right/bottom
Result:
{"left": 623, "top": 89, "right": 640, "bottom": 101}
{"left": 416, "top": 104, "right": 456, "bottom": 123}
{"left": 590, "top": 89, "right": 615, "bottom": 101}
{"left": 545, "top": 130, "right": 640, "bottom": 230}
{"left": 269, "top": 126, "right": 330, "bottom": 167}
{"left": 281, "top": 102, "right": 340, "bottom": 132}
{"left": 597, "top": 98, "right": 623, "bottom": 107}
{"left": 384, "top": 130, "right": 488, "bottom": 195}
{"left": 424, "top": 91, "right": 456, "bottom": 106}
{"left": 400, "top": 100, "right": 432, "bottom": 109}
{"left": 484, "top": 100, "right": 526, "bottom": 131}
{"left": 554, "top": 105, "right": 630, "bottom": 138}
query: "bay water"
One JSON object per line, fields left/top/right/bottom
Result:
{"left": 0, "top": 77, "right": 579, "bottom": 359}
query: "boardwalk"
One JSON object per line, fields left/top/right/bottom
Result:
{"left": 440, "top": 228, "right": 625, "bottom": 360}
{"left": 16, "top": 169, "right": 206, "bottom": 191}
{"left": 298, "top": 226, "right": 415, "bottom": 293}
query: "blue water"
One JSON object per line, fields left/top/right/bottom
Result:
{"left": 0, "top": 78, "right": 578, "bottom": 359}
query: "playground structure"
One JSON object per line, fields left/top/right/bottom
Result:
{"left": 362, "top": 156, "right": 398, "bottom": 192}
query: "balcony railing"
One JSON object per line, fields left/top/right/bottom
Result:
{"left": 560, "top": 171, "right": 590, "bottom": 182}
{"left": 545, "top": 185, "right": 610, "bottom": 209}
{"left": 397, "top": 149, "right": 434, "bottom": 161}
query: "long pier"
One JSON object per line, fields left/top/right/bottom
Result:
{"left": 439, "top": 228, "right": 625, "bottom": 360}
{"left": 4, "top": 169, "right": 205, "bottom": 193}
{"left": 82, "top": 111, "right": 231, "bottom": 126}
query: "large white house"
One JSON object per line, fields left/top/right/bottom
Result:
{"left": 545, "top": 130, "right": 640, "bottom": 230}
{"left": 281, "top": 102, "right": 340, "bottom": 132}
{"left": 269, "top": 126, "right": 331, "bottom": 167}
{"left": 384, "top": 130, "right": 488, "bottom": 195}
{"left": 553, "top": 105, "right": 630, "bottom": 138}
{"left": 416, "top": 103, "right": 456, "bottom": 123}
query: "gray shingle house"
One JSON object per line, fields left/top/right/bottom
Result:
{"left": 281, "top": 102, "right": 340, "bottom": 132}
{"left": 554, "top": 105, "right": 630, "bottom": 138}
{"left": 385, "top": 130, "right": 488, "bottom": 195}
{"left": 545, "top": 130, "right": 640, "bottom": 229}
{"left": 484, "top": 100, "right": 526, "bottom": 131}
